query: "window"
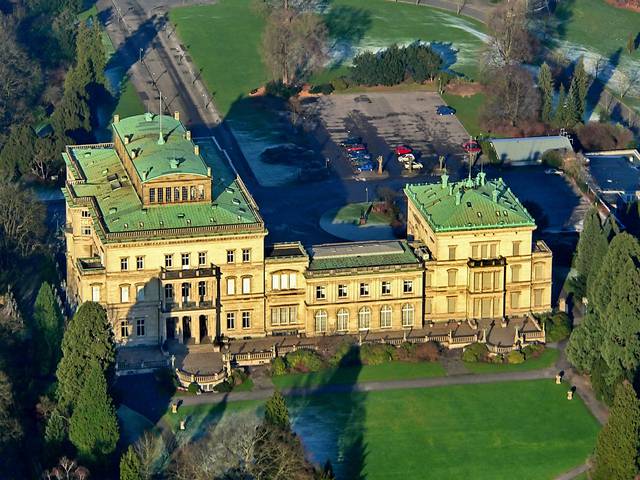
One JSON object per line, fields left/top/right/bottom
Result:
{"left": 402, "top": 304, "right": 415, "bottom": 327}
{"left": 533, "top": 289, "right": 544, "bottom": 307}
{"left": 120, "top": 257, "right": 129, "bottom": 271}
{"left": 314, "top": 310, "right": 328, "bottom": 333}
{"left": 226, "top": 312, "right": 235, "bottom": 329}
{"left": 447, "top": 269, "right": 457, "bottom": 287}
{"left": 338, "top": 284, "right": 348, "bottom": 298}
{"left": 198, "top": 252, "right": 207, "bottom": 265}
{"left": 289, "top": 273, "right": 297, "bottom": 288}
{"left": 242, "top": 277, "right": 251, "bottom": 294}
{"left": 426, "top": 297, "right": 433, "bottom": 315}
{"left": 337, "top": 308, "right": 349, "bottom": 331}
{"left": 510, "top": 291, "right": 520, "bottom": 309}
{"left": 190, "top": 186, "right": 196, "bottom": 201}
{"left": 447, "top": 296, "right": 456, "bottom": 314}
{"left": 511, "top": 265, "right": 521, "bottom": 282}
{"left": 272, "top": 274, "right": 280, "bottom": 290}
{"left": 149, "top": 188, "right": 156, "bottom": 203}
{"left": 226, "top": 250, "right": 235, "bottom": 263}
{"left": 403, "top": 280, "right": 413, "bottom": 294}
{"left": 358, "top": 307, "right": 371, "bottom": 330}
{"left": 136, "top": 285, "right": 145, "bottom": 301}
{"left": 181, "top": 253, "right": 190, "bottom": 269}
{"left": 490, "top": 243, "right": 497, "bottom": 258}
{"left": 165, "top": 187, "right": 171, "bottom": 203}
{"left": 91, "top": 285, "right": 101, "bottom": 302}
{"left": 242, "top": 249, "right": 251, "bottom": 263}
{"left": 181, "top": 282, "right": 191, "bottom": 301}
{"left": 534, "top": 263, "right": 544, "bottom": 281}
{"left": 380, "top": 305, "right": 392, "bottom": 328}
{"left": 426, "top": 272, "right": 433, "bottom": 288}
{"left": 226, "top": 278, "right": 236, "bottom": 295}
{"left": 242, "top": 311, "right": 251, "bottom": 329}
{"left": 174, "top": 187, "right": 180, "bottom": 202}
{"left": 164, "top": 284, "right": 174, "bottom": 300}
{"left": 136, "top": 318, "right": 145, "bottom": 336}
{"left": 359, "top": 283, "right": 370, "bottom": 297}
{"left": 448, "top": 245, "right": 456, "bottom": 260}
{"left": 198, "top": 185, "right": 205, "bottom": 200}
{"left": 120, "top": 285, "right": 130, "bottom": 303}
{"left": 81, "top": 210, "right": 91, "bottom": 218}
{"left": 157, "top": 188, "right": 164, "bottom": 203}
{"left": 271, "top": 306, "right": 298, "bottom": 326}
{"left": 120, "top": 320, "right": 129, "bottom": 338}
{"left": 483, "top": 271, "right": 493, "bottom": 291}
{"left": 82, "top": 226, "right": 91, "bottom": 235}
{"left": 198, "top": 281, "right": 206, "bottom": 298}
{"left": 315, "top": 285, "right": 326, "bottom": 300}
{"left": 281, "top": 273, "right": 289, "bottom": 290}
{"left": 136, "top": 256, "right": 144, "bottom": 270}
{"left": 381, "top": 281, "right": 391, "bottom": 295}
{"left": 474, "top": 243, "right": 499, "bottom": 259}
{"left": 165, "top": 254, "right": 173, "bottom": 268}
{"left": 182, "top": 186, "right": 188, "bottom": 201}
{"left": 512, "top": 241, "right": 521, "bottom": 256}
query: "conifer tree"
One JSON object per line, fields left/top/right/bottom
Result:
{"left": 56, "top": 302, "right": 115, "bottom": 410}
{"left": 0, "top": 124, "right": 36, "bottom": 179}
{"left": 33, "top": 282, "right": 65, "bottom": 376}
{"left": 264, "top": 390, "right": 289, "bottom": 429}
{"left": 565, "top": 81, "right": 580, "bottom": 126}
{"left": 538, "top": 62, "right": 554, "bottom": 124}
{"left": 571, "top": 57, "right": 589, "bottom": 121}
{"left": 120, "top": 445, "right": 143, "bottom": 480}
{"left": 592, "top": 381, "right": 640, "bottom": 480}
{"left": 553, "top": 84, "right": 567, "bottom": 127}
{"left": 69, "top": 362, "right": 119, "bottom": 463}
{"left": 574, "top": 208, "right": 608, "bottom": 295}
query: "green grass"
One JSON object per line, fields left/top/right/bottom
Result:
{"left": 333, "top": 202, "right": 391, "bottom": 224}
{"left": 233, "top": 377, "right": 254, "bottom": 392}
{"left": 464, "top": 347, "right": 560, "bottom": 374}
{"left": 272, "top": 361, "right": 446, "bottom": 389}
{"left": 442, "top": 92, "right": 487, "bottom": 137}
{"left": 113, "top": 78, "right": 145, "bottom": 118}
{"left": 170, "top": 0, "right": 487, "bottom": 118}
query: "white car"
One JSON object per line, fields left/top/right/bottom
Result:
{"left": 544, "top": 168, "right": 563, "bottom": 176}
{"left": 398, "top": 153, "right": 415, "bottom": 163}
{"left": 403, "top": 161, "right": 423, "bottom": 170}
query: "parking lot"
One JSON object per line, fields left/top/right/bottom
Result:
{"left": 302, "top": 91, "right": 471, "bottom": 180}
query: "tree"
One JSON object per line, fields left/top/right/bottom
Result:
{"left": 120, "top": 445, "right": 143, "bottom": 480}
{"left": 573, "top": 208, "right": 608, "bottom": 295}
{"left": 538, "top": 62, "right": 554, "bottom": 124}
{"left": 486, "top": 0, "right": 536, "bottom": 66}
{"left": 0, "top": 370, "right": 22, "bottom": 452}
{"left": 0, "top": 181, "right": 45, "bottom": 261}
{"left": 592, "top": 381, "right": 640, "bottom": 480}
{"left": 33, "top": 282, "right": 65, "bottom": 376}
{"left": 628, "top": 32, "right": 636, "bottom": 54}
{"left": 56, "top": 302, "right": 115, "bottom": 410}
{"left": 554, "top": 83, "right": 567, "bottom": 127}
{"left": 571, "top": 57, "right": 589, "bottom": 121}
{"left": 565, "top": 81, "right": 580, "bottom": 127}
{"left": 43, "top": 457, "right": 90, "bottom": 480}
{"left": 68, "top": 363, "right": 119, "bottom": 463}
{"left": 0, "top": 123, "right": 36, "bottom": 179}
{"left": 264, "top": 390, "right": 290, "bottom": 429}
{"left": 261, "top": 8, "right": 326, "bottom": 85}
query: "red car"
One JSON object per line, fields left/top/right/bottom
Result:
{"left": 346, "top": 144, "right": 366, "bottom": 153}
{"left": 395, "top": 145, "right": 413, "bottom": 156}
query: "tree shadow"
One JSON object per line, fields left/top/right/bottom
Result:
{"left": 549, "top": 0, "right": 575, "bottom": 43}
{"left": 586, "top": 47, "right": 622, "bottom": 116}
{"left": 323, "top": 5, "right": 372, "bottom": 68}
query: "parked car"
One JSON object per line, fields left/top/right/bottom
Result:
{"left": 395, "top": 145, "right": 413, "bottom": 156}
{"left": 436, "top": 105, "right": 456, "bottom": 116}
{"left": 355, "top": 161, "right": 374, "bottom": 172}
{"left": 349, "top": 150, "right": 372, "bottom": 161}
{"left": 397, "top": 153, "right": 415, "bottom": 163}
{"left": 341, "top": 136, "right": 362, "bottom": 147}
{"left": 403, "top": 161, "right": 423, "bottom": 171}
{"left": 345, "top": 144, "right": 366, "bottom": 153}
{"left": 544, "top": 168, "right": 564, "bottom": 176}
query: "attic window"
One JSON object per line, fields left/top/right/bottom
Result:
{"left": 232, "top": 198, "right": 241, "bottom": 205}
{"left": 123, "top": 223, "right": 128, "bottom": 229}
{"left": 495, "top": 211, "right": 501, "bottom": 216}
{"left": 477, "top": 212, "right": 482, "bottom": 218}
{"left": 466, "top": 201, "right": 472, "bottom": 207}
{"left": 186, "top": 219, "right": 191, "bottom": 225}
{"left": 503, "top": 210, "right": 508, "bottom": 216}
{"left": 177, "top": 213, "right": 185, "bottom": 219}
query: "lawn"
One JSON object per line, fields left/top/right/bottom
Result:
{"left": 442, "top": 92, "right": 487, "bottom": 137}
{"left": 464, "top": 347, "right": 560, "bottom": 374}
{"left": 165, "top": 380, "right": 599, "bottom": 480}
{"left": 113, "top": 78, "right": 145, "bottom": 118}
{"left": 169, "top": 0, "right": 488, "bottom": 118}
{"left": 272, "top": 361, "right": 446, "bottom": 389}
{"left": 333, "top": 202, "right": 391, "bottom": 225}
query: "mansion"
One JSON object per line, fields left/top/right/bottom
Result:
{"left": 63, "top": 113, "right": 552, "bottom": 351}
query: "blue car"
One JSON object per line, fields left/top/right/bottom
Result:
{"left": 436, "top": 105, "right": 456, "bottom": 116}
{"left": 349, "top": 151, "right": 372, "bottom": 162}
{"left": 356, "top": 161, "right": 374, "bottom": 172}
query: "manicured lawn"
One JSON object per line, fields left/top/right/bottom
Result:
{"left": 114, "top": 78, "right": 145, "bottom": 118}
{"left": 333, "top": 202, "right": 391, "bottom": 224}
{"left": 464, "top": 347, "right": 560, "bottom": 374}
{"left": 442, "top": 92, "right": 487, "bottom": 137}
{"left": 273, "top": 361, "right": 446, "bottom": 389}
{"left": 233, "top": 377, "right": 254, "bottom": 392}
{"left": 170, "top": 0, "right": 487, "bottom": 117}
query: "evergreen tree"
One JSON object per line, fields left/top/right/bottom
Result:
{"left": 571, "top": 57, "right": 589, "bottom": 121}
{"left": 56, "top": 302, "right": 115, "bottom": 410}
{"left": 567, "top": 311, "right": 605, "bottom": 373}
{"left": 264, "top": 390, "right": 289, "bottom": 429}
{"left": 0, "top": 124, "right": 36, "bottom": 179}
{"left": 32, "top": 282, "right": 65, "bottom": 376}
{"left": 592, "top": 381, "right": 640, "bottom": 480}
{"left": 69, "top": 362, "right": 119, "bottom": 463}
{"left": 573, "top": 208, "right": 608, "bottom": 297}
{"left": 120, "top": 445, "right": 143, "bottom": 480}
{"left": 553, "top": 84, "right": 567, "bottom": 127}
{"left": 565, "top": 80, "right": 580, "bottom": 127}
{"left": 538, "top": 62, "right": 554, "bottom": 124}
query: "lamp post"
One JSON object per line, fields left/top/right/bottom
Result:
{"left": 365, "top": 187, "right": 369, "bottom": 204}
{"left": 139, "top": 48, "right": 143, "bottom": 63}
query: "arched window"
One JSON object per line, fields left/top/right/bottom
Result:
{"left": 181, "top": 186, "right": 188, "bottom": 201}
{"left": 190, "top": 186, "right": 196, "bottom": 200}
{"left": 447, "top": 269, "right": 457, "bottom": 287}
{"left": 402, "top": 304, "right": 415, "bottom": 327}
{"left": 174, "top": 187, "right": 180, "bottom": 202}
{"left": 380, "top": 305, "right": 392, "bottom": 328}
{"left": 358, "top": 307, "right": 371, "bottom": 330}
{"left": 315, "top": 310, "right": 327, "bottom": 333}
{"left": 337, "top": 308, "right": 349, "bottom": 332}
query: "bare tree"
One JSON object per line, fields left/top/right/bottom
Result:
{"left": 0, "top": 181, "right": 45, "bottom": 259}
{"left": 135, "top": 430, "right": 171, "bottom": 479}
{"left": 456, "top": 0, "right": 468, "bottom": 15}
{"left": 42, "top": 457, "right": 89, "bottom": 480}
{"left": 620, "top": 69, "right": 640, "bottom": 99}
{"left": 486, "top": 0, "right": 537, "bottom": 66}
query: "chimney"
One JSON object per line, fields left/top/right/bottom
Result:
{"left": 113, "top": 114, "right": 120, "bottom": 124}
{"left": 124, "top": 135, "right": 130, "bottom": 145}
{"left": 194, "top": 145, "right": 200, "bottom": 156}
{"left": 131, "top": 149, "right": 137, "bottom": 159}
{"left": 207, "top": 167, "right": 212, "bottom": 176}
{"left": 455, "top": 189, "right": 462, "bottom": 205}
{"left": 186, "top": 130, "right": 191, "bottom": 141}
{"left": 441, "top": 173, "right": 449, "bottom": 189}
{"left": 492, "top": 188, "right": 499, "bottom": 203}
{"left": 174, "top": 111, "right": 180, "bottom": 121}
{"left": 477, "top": 171, "right": 486, "bottom": 186}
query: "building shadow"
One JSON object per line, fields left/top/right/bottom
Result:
{"left": 586, "top": 47, "right": 622, "bottom": 115}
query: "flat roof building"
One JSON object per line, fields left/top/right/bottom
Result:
{"left": 490, "top": 136, "right": 573, "bottom": 165}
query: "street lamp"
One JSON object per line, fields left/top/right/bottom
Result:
{"left": 139, "top": 48, "right": 143, "bottom": 63}
{"left": 365, "top": 187, "right": 369, "bottom": 204}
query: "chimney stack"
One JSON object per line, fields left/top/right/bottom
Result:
{"left": 194, "top": 145, "right": 200, "bottom": 156}
{"left": 441, "top": 173, "right": 449, "bottom": 189}
{"left": 174, "top": 111, "right": 180, "bottom": 121}
{"left": 186, "top": 130, "right": 191, "bottom": 141}
{"left": 113, "top": 114, "right": 120, "bottom": 124}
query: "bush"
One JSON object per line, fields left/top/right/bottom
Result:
{"left": 541, "top": 149, "right": 563, "bottom": 168}
{"left": 359, "top": 343, "right": 395, "bottom": 365}
{"left": 415, "top": 341, "right": 441, "bottom": 362}
{"left": 270, "top": 357, "right": 288, "bottom": 376}
{"left": 230, "top": 368, "right": 248, "bottom": 386}
{"left": 394, "top": 342, "right": 417, "bottom": 362}
{"left": 545, "top": 312, "right": 572, "bottom": 342}
{"left": 309, "top": 83, "right": 334, "bottom": 95}
{"left": 489, "top": 354, "right": 505, "bottom": 364}
{"left": 213, "top": 381, "right": 232, "bottom": 393}
{"left": 187, "top": 381, "right": 200, "bottom": 394}
{"left": 462, "top": 343, "right": 489, "bottom": 363}
{"left": 265, "top": 81, "right": 301, "bottom": 99}
{"left": 522, "top": 343, "right": 545, "bottom": 360}
{"left": 507, "top": 350, "right": 525, "bottom": 364}
{"left": 576, "top": 122, "right": 634, "bottom": 151}
{"left": 332, "top": 76, "right": 350, "bottom": 91}
{"left": 329, "top": 340, "right": 359, "bottom": 367}
{"left": 285, "top": 349, "right": 324, "bottom": 373}
{"left": 154, "top": 368, "right": 178, "bottom": 395}
{"left": 479, "top": 139, "right": 500, "bottom": 164}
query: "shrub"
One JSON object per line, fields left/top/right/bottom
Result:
{"left": 154, "top": 368, "right": 178, "bottom": 395}
{"left": 265, "top": 80, "right": 301, "bottom": 99}
{"left": 545, "top": 312, "right": 572, "bottom": 342}
{"left": 394, "top": 342, "right": 417, "bottom": 362}
{"left": 285, "top": 349, "right": 324, "bottom": 373}
{"left": 479, "top": 139, "right": 500, "bottom": 164}
{"left": 489, "top": 354, "right": 505, "bottom": 364}
{"left": 415, "top": 341, "right": 440, "bottom": 362}
{"left": 576, "top": 122, "right": 634, "bottom": 151}
{"left": 522, "top": 343, "right": 545, "bottom": 360}
{"left": 270, "top": 356, "right": 288, "bottom": 376}
{"left": 329, "top": 340, "right": 359, "bottom": 367}
{"left": 360, "top": 343, "right": 395, "bottom": 365}
{"left": 332, "top": 76, "right": 350, "bottom": 91}
{"left": 309, "top": 83, "right": 334, "bottom": 95}
{"left": 187, "top": 381, "right": 200, "bottom": 394}
{"left": 541, "top": 149, "right": 563, "bottom": 168}
{"left": 231, "top": 368, "right": 248, "bottom": 386}
{"left": 462, "top": 343, "right": 489, "bottom": 363}
{"left": 507, "top": 350, "right": 525, "bottom": 364}
{"left": 213, "top": 381, "right": 233, "bottom": 393}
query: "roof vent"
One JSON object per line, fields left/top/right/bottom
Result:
{"left": 113, "top": 114, "right": 120, "bottom": 123}
{"left": 186, "top": 219, "right": 191, "bottom": 225}
{"left": 84, "top": 151, "right": 91, "bottom": 157}
{"left": 108, "top": 207, "right": 117, "bottom": 214}
{"left": 139, "top": 222, "right": 144, "bottom": 227}
{"left": 144, "top": 112, "right": 153, "bottom": 122}
{"left": 174, "top": 111, "right": 180, "bottom": 121}
{"left": 124, "top": 135, "right": 130, "bottom": 145}
{"left": 194, "top": 145, "right": 200, "bottom": 156}
{"left": 170, "top": 158, "right": 179, "bottom": 169}
{"left": 177, "top": 213, "right": 185, "bottom": 219}
{"left": 123, "top": 223, "right": 128, "bottom": 229}
{"left": 186, "top": 130, "right": 191, "bottom": 141}
{"left": 159, "top": 220, "right": 164, "bottom": 226}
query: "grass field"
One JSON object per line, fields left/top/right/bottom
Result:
{"left": 113, "top": 78, "right": 145, "bottom": 118}
{"left": 442, "top": 92, "right": 487, "bottom": 137}
{"left": 272, "top": 361, "right": 446, "bottom": 389}
{"left": 333, "top": 202, "right": 391, "bottom": 224}
{"left": 166, "top": 380, "right": 599, "bottom": 480}
{"left": 464, "top": 347, "right": 560, "bottom": 374}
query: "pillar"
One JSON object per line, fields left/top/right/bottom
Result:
{"left": 177, "top": 317, "right": 183, "bottom": 344}
{"left": 193, "top": 314, "right": 201, "bottom": 344}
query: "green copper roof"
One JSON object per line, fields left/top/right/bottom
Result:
{"left": 308, "top": 240, "right": 420, "bottom": 271}
{"left": 63, "top": 136, "right": 263, "bottom": 242}
{"left": 404, "top": 173, "right": 535, "bottom": 233}
{"left": 112, "top": 114, "right": 209, "bottom": 183}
